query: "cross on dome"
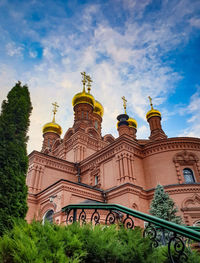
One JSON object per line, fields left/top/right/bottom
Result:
{"left": 52, "top": 102, "right": 59, "bottom": 122}
{"left": 148, "top": 96, "right": 153, "bottom": 110}
{"left": 81, "top": 72, "right": 87, "bottom": 92}
{"left": 86, "top": 75, "right": 92, "bottom": 94}
{"left": 122, "top": 96, "right": 127, "bottom": 114}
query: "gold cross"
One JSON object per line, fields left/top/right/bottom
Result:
{"left": 52, "top": 102, "right": 59, "bottom": 122}
{"left": 86, "top": 75, "right": 92, "bottom": 94}
{"left": 81, "top": 72, "right": 87, "bottom": 92}
{"left": 122, "top": 96, "right": 127, "bottom": 114}
{"left": 148, "top": 96, "right": 153, "bottom": 110}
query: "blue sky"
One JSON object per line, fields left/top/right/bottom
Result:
{"left": 0, "top": 0, "right": 200, "bottom": 153}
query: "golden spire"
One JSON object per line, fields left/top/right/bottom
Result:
{"left": 52, "top": 102, "right": 59, "bottom": 123}
{"left": 148, "top": 96, "right": 153, "bottom": 110}
{"left": 81, "top": 72, "right": 87, "bottom": 92}
{"left": 86, "top": 74, "right": 92, "bottom": 94}
{"left": 122, "top": 96, "right": 127, "bottom": 114}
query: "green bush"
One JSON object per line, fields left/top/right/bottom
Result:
{"left": 0, "top": 220, "right": 200, "bottom": 263}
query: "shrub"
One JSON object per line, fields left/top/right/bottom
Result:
{"left": 0, "top": 220, "right": 199, "bottom": 263}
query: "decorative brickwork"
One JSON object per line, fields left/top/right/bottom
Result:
{"left": 26, "top": 80, "right": 200, "bottom": 226}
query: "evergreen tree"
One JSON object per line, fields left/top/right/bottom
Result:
{"left": 0, "top": 81, "right": 32, "bottom": 235}
{"left": 150, "top": 184, "right": 182, "bottom": 224}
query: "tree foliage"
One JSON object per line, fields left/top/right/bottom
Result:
{"left": 150, "top": 184, "right": 182, "bottom": 224}
{"left": 0, "top": 221, "right": 199, "bottom": 263}
{"left": 0, "top": 82, "right": 32, "bottom": 235}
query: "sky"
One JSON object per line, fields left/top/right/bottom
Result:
{"left": 0, "top": 0, "right": 200, "bottom": 153}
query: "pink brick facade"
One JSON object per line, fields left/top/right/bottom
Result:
{"left": 26, "top": 82, "right": 200, "bottom": 227}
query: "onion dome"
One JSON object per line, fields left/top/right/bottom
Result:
{"left": 128, "top": 117, "right": 137, "bottom": 129}
{"left": 146, "top": 109, "right": 161, "bottom": 121}
{"left": 42, "top": 121, "right": 62, "bottom": 136}
{"left": 94, "top": 100, "right": 104, "bottom": 117}
{"left": 72, "top": 91, "right": 95, "bottom": 108}
{"left": 146, "top": 96, "right": 161, "bottom": 121}
{"left": 72, "top": 72, "right": 95, "bottom": 108}
{"left": 42, "top": 102, "right": 62, "bottom": 136}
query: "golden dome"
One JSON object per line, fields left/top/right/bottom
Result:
{"left": 94, "top": 100, "right": 104, "bottom": 117}
{"left": 146, "top": 96, "right": 161, "bottom": 121}
{"left": 128, "top": 117, "right": 137, "bottom": 129}
{"left": 42, "top": 121, "right": 62, "bottom": 136}
{"left": 146, "top": 109, "right": 161, "bottom": 121}
{"left": 72, "top": 90, "right": 95, "bottom": 108}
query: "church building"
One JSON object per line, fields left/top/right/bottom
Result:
{"left": 26, "top": 72, "right": 200, "bottom": 226}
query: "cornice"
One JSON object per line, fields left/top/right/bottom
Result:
{"left": 106, "top": 183, "right": 147, "bottom": 200}
{"left": 28, "top": 178, "right": 200, "bottom": 207}
{"left": 105, "top": 183, "right": 200, "bottom": 200}
{"left": 28, "top": 151, "right": 75, "bottom": 174}
{"left": 34, "top": 178, "right": 103, "bottom": 196}
{"left": 142, "top": 137, "right": 200, "bottom": 158}
{"left": 29, "top": 179, "right": 104, "bottom": 204}
{"left": 63, "top": 185, "right": 103, "bottom": 202}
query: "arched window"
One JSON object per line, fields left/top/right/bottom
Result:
{"left": 43, "top": 209, "right": 54, "bottom": 223}
{"left": 183, "top": 168, "right": 195, "bottom": 183}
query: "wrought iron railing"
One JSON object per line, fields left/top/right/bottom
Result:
{"left": 62, "top": 203, "right": 200, "bottom": 263}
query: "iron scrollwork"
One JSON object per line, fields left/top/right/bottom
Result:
{"left": 91, "top": 209, "right": 100, "bottom": 225}
{"left": 168, "top": 233, "right": 188, "bottom": 263}
{"left": 105, "top": 210, "right": 116, "bottom": 225}
{"left": 66, "top": 209, "right": 74, "bottom": 224}
{"left": 123, "top": 215, "right": 134, "bottom": 229}
{"left": 62, "top": 204, "right": 199, "bottom": 263}
{"left": 78, "top": 209, "right": 87, "bottom": 224}
{"left": 143, "top": 223, "right": 159, "bottom": 248}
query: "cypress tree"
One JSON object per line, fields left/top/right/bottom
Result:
{"left": 0, "top": 81, "right": 32, "bottom": 235}
{"left": 150, "top": 184, "right": 182, "bottom": 224}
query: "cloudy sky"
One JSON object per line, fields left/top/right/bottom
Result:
{"left": 0, "top": 0, "right": 200, "bottom": 153}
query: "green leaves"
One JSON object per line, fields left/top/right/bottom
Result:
{"left": 1, "top": 221, "right": 200, "bottom": 263}
{"left": 150, "top": 185, "right": 182, "bottom": 224}
{"left": 0, "top": 82, "right": 32, "bottom": 235}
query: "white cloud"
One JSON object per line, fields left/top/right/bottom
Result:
{"left": 190, "top": 18, "right": 200, "bottom": 29}
{"left": 180, "top": 88, "right": 200, "bottom": 137}
{"left": 23, "top": 3, "right": 197, "bottom": 151}
{"left": 29, "top": 50, "right": 37, "bottom": 58}
{"left": 6, "top": 42, "right": 24, "bottom": 57}
{"left": 0, "top": 64, "right": 17, "bottom": 102}
{"left": 0, "top": 0, "right": 200, "bottom": 153}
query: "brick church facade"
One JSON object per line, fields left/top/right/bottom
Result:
{"left": 26, "top": 73, "right": 200, "bottom": 226}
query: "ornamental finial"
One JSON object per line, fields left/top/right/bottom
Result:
{"left": 122, "top": 96, "right": 127, "bottom": 114}
{"left": 86, "top": 75, "right": 92, "bottom": 94}
{"left": 81, "top": 72, "right": 87, "bottom": 92}
{"left": 148, "top": 96, "right": 153, "bottom": 110}
{"left": 52, "top": 102, "right": 59, "bottom": 122}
